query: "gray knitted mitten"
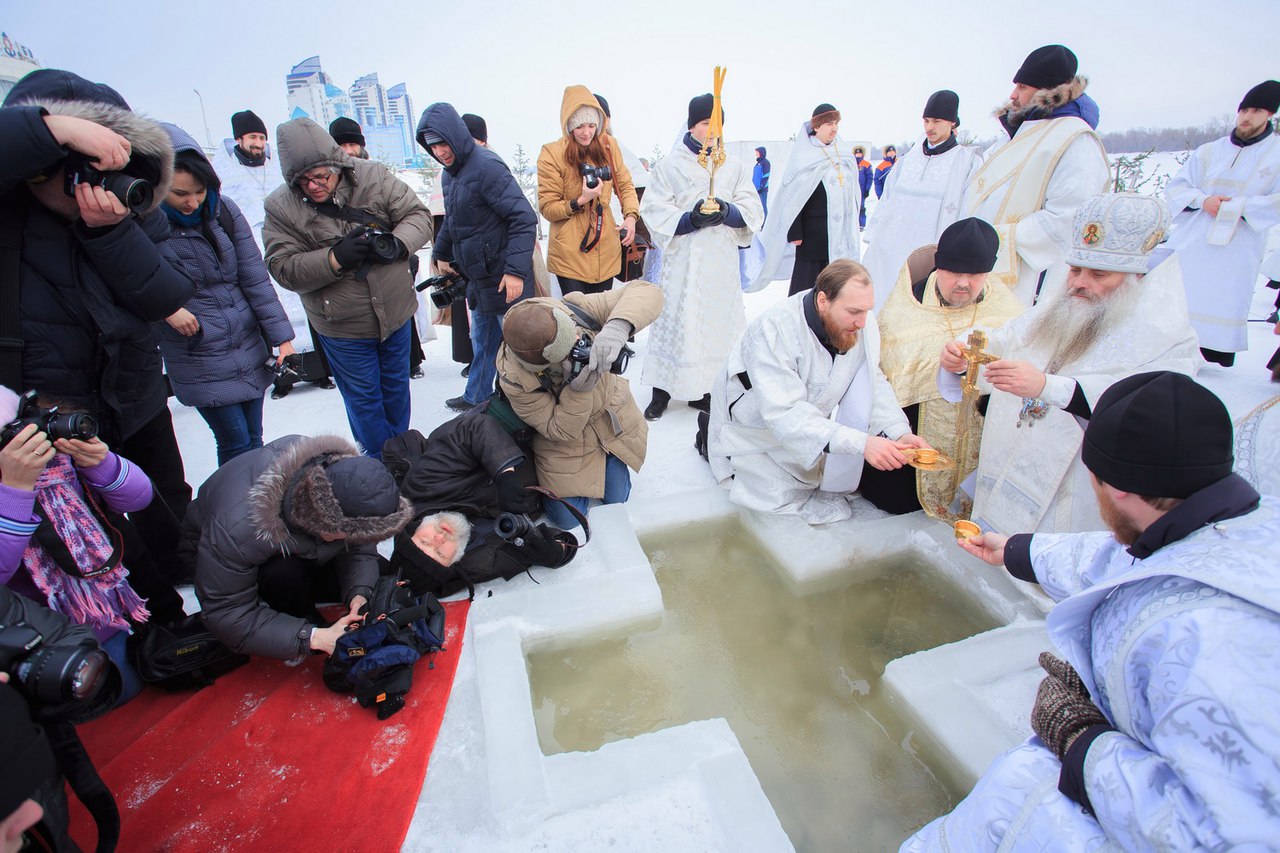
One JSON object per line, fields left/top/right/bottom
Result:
{"left": 1031, "top": 674, "right": 1109, "bottom": 760}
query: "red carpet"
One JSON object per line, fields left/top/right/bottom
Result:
{"left": 69, "top": 600, "right": 470, "bottom": 852}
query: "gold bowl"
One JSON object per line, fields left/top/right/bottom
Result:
{"left": 913, "top": 448, "right": 939, "bottom": 464}
{"left": 953, "top": 520, "right": 981, "bottom": 540}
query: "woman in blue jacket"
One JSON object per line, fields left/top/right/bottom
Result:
{"left": 158, "top": 124, "right": 295, "bottom": 466}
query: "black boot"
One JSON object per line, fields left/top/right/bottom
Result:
{"left": 688, "top": 393, "right": 711, "bottom": 413}
{"left": 644, "top": 388, "right": 670, "bottom": 421}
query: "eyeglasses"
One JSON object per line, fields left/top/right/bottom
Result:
{"left": 298, "top": 171, "right": 334, "bottom": 188}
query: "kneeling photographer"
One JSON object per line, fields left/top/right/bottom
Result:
{"left": 383, "top": 407, "right": 578, "bottom": 600}
{"left": 496, "top": 281, "right": 663, "bottom": 528}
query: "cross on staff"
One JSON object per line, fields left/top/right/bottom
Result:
{"left": 960, "top": 330, "right": 997, "bottom": 397}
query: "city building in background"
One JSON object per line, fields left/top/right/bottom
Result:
{"left": 0, "top": 30, "right": 40, "bottom": 100}
{"left": 285, "top": 57, "right": 419, "bottom": 166}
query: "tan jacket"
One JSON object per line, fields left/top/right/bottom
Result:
{"left": 496, "top": 282, "right": 663, "bottom": 498}
{"left": 537, "top": 86, "right": 640, "bottom": 284}
{"left": 263, "top": 118, "right": 433, "bottom": 340}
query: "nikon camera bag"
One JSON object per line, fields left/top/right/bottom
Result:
{"left": 128, "top": 615, "right": 250, "bottom": 691}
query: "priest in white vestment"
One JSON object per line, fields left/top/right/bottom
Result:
{"left": 745, "top": 105, "right": 863, "bottom": 296}
{"left": 639, "top": 94, "right": 763, "bottom": 420}
{"left": 863, "top": 90, "right": 983, "bottom": 309}
{"left": 1164, "top": 80, "right": 1280, "bottom": 366}
{"left": 709, "top": 260, "right": 929, "bottom": 525}
{"left": 961, "top": 44, "right": 1110, "bottom": 307}
{"left": 940, "top": 193, "right": 1201, "bottom": 534}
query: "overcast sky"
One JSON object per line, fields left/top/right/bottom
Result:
{"left": 7, "top": 0, "right": 1278, "bottom": 164}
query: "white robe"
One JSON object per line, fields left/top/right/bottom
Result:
{"left": 962, "top": 118, "right": 1110, "bottom": 306}
{"left": 862, "top": 137, "right": 982, "bottom": 308}
{"left": 709, "top": 293, "right": 909, "bottom": 524}
{"left": 745, "top": 122, "right": 863, "bottom": 292}
{"left": 639, "top": 144, "right": 762, "bottom": 399}
{"left": 941, "top": 259, "right": 1201, "bottom": 534}
{"left": 1164, "top": 132, "right": 1280, "bottom": 353}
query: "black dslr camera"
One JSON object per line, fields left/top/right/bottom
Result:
{"left": 566, "top": 333, "right": 632, "bottom": 381}
{"left": 263, "top": 354, "right": 304, "bottom": 380}
{"left": 0, "top": 390, "right": 98, "bottom": 450}
{"left": 0, "top": 622, "right": 112, "bottom": 706}
{"left": 579, "top": 162, "right": 613, "bottom": 189}
{"left": 417, "top": 271, "right": 469, "bottom": 309}
{"left": 63, "top": 152, "right": 154, "bottom": 212}
{"left": 495, "top": 512, "right": 536, "bottom": 541}
{"left": 361, "top": 226, "right": 401, "bottom": 263}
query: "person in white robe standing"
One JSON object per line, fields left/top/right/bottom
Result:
{"left": 639, "top": 94, "right": 763, "bottom": 421}
{"left": 863, "top": 90, "right": 983, "bottom": 309}
{"left": 745, "top": 105, "right": 863, "bottom": 296}
{"left": 708, "top": 260, "right": 929, "bottom": 525}
{"left": 961, "top": 44, "right": 1111, "bottom": 307}
{"left": 940, "top": 193, "right": 1201, "bottom": 535}
{"left": 1164, "top": 80, "right": 1280, "bottom": 367}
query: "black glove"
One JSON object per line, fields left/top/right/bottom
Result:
{"left": 1030, "top": 674, "right": 1110, "bottom": 760}
{"left": 332, "top": 228, "right": 372, "bottom": 270}
{"left": 495, "top": 470, "right": 540, "bottom": 514}
{"left": 689, "top": 200, "right": 726, "bottom": 229}
{"left": 520, "top": 523, "right": 573, "bottom": 568}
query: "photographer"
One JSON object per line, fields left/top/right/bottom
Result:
{"left": 537, "top": 86, "right": 640, "bottom": 296}
{"left": 0, "top": 69, "right": 196, "bottom": 589}
{"left": 158, "top": 123, "right": 296, "bottom": 467}
{"left": 416, "top": 103, "right": 537, "bottom": 413}
{"left": 262, "top": 118, "right": 432, "bottom": 460}
{"left": 382, "top": 408, "right": 577, "bottom": 599}
{"left": 496, "top": 281, "right": 663, "bottom": 528}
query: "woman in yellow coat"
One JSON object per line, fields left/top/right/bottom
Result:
{"left": 537, "top": 86, "right": 640, "bottom": 295}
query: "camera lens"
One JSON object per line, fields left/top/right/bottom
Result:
{"left": 45, "top": 412, "right": 98, "bottom": 442}
{"left": 495, "top": 513, "right": 534, "bottom": 540}
{"left": 368, "top": 231, "right": 400, "bottom": 263}
{"left": 100, "top": 172, "right": 153, "bottom": 211}
{"left": 12, "top": 644, "right": 110, "bottom": 705}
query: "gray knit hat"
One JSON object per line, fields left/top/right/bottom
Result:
{"left": 1065, "top": 193, "right": 1171, "bottom": 274}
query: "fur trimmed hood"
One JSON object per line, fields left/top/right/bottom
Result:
{"left": 995, "top": 76, "right": 1098, "bottom": 135}
{"left": 247, "top": 434, "right": 412, "bottom": 548}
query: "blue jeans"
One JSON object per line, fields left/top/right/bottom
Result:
{"left": 542, "top": 454, "right": 632, "bottom": 529}
{"left": 463, "top": 310, "right": 504, "bottom": 404}
{"left": 103, "top": 630, "right": 144, "bottom": 705}
{"left": 198, "top": 395, "right": 266, "bottom": 467}
{"left": 318, "top": 320, "right": 413, "bottom": 459}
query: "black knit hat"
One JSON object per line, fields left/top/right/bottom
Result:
{"left": 1082, "top": 372, "right": 1234, "bottom": 498}
{"left": 462, "top": 113, "right": 488, "bottom": 143}
{"left": 1014, "top": 45, "right": 1078, "bottom": 90}
{"left": 923, "top": 90, "right": 960, "bottom": 126}
{"left": 934, "top": 217, "right": 999, "bottom": 274}
{"left": 1239, "top": 80, "right": 1280, "bottom": 113}
{"left": 592, "top": 93, "right": 611, "bottom": 118}
{"left": 0, "top": 684, "right": 58, "bottom": 819}
{"left": 231, "top": 110, "right": 268, "bottom": 139}
{"left": 688, "top": 93, "right": 719, "bottom": 130}
{"left": 328, "top": 117, "right": 364, "bottom": 147}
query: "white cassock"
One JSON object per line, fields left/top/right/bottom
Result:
{"left": 709, "top": 293, "right": 909, "bottom": 524}
{"left": 639, "top": 143, "right": 763, "bottom": 399}
{"left": 962, "top": 118, "right": 1110, "bottom": 306}
{"left": 862, "top": 137, "right": 982, "bottom": 308}
{"left": 940, "top": 258, "right": 1201, "bottom": 534}
{"left": 1164, "top": 132, "right": 1280, "bottom": 353}
{"left": 745, "top": 122, "right": 863, "bottom": 292}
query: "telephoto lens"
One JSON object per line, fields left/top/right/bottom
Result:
{"left": 0, "top": 623, "right": 112, "bottom": 705}
{"left": 44, "top": 411, "right": 98, "bottom": 443}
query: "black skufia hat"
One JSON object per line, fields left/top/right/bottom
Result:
{"left": 688, "top": 93, "right": 720, "bottom": 130}
{"left": 934, "top": 217, "right": 999, "bottom": 274}
{"left": 1014, "top": 45, "right": 1078, "bottom": 90}
{"left": 1239, "top": 80, "right": 1280, "bottom": 113}
{"left": 923, "top": 90, "right": 960, "bottom": 126}
{"left": 461, "top": 113, "right": 488, "bottom": 143}
{"left": 231, "top": 109, "right": 268, "bottom": 139}
{"left": 328, "top": 116, "right": 365, "bottom": 147}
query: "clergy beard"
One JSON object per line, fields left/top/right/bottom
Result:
{"left": 821, "top": 311, "right": 859, "bottom": 354}
{"left": 1096, "top": 487, "right": 1142, "bottom": 547}
{"left": 1028, "top": 275, "right": 1140, "bottom": 371}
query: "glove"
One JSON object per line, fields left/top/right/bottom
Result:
{"left": 495, "top": 470, "right": 540, "bottom": 514}
{"left": 587, "top": 319, "right": 631, "bottom": 377}
{"left": 567, "top": 361, "right": 600, "bottom": 393}
{"left": 1038, "top": 652, "right": 1088, "bottom": 697}
{"left": 332, "top": 228, "right": 372, "bottom": 270}
{"left": 1030, "top": 674, "right": 1110, "bottom": 760}
{"left": 689, "top": 200, "right": 726, "bottom": 229}
{"left": 520, "top": 523, "right": 573, "bottom": 568}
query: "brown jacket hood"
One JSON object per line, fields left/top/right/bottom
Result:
{"left": 560, "top": 85, "right": 605, "bottom": 137}
{"left": 275, "top": 116, "right": 354, "bottom": 189}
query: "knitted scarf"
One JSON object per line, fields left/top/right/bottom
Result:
{"left": 22, "top": 454, "right": 149, "bottom": 632}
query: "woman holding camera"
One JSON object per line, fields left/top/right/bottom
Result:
{"left": 537, "top": 86, "right": 640, "bottom": 295}
{"left": 157, "top": 123, "right": 295, "bottom": 466}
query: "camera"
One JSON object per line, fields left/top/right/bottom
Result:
{"left": 579, "top": 162, "right": 613, "bottom": 190}
{"left": 417, "top": 272, "right": 470, "bottom": 309}
{"left": 566, "top": 333, "right": 633, "bottom": 381}
{"left": 0, "top": 622, "right": 112, "bottom": 706}
{"left": 495, "top": 512, "right": 536, "bottom": 541}
{"left": 0, "top": 390, "right": 98, "bottom": 450}
{"left": 263, "top": 354, "right": 304, "bottom": 380}
{"left": 362, "top": 226, "right": 401, "bottom": 264}
{"left": 62, "top": 152, "right": 154, "bottom": 212}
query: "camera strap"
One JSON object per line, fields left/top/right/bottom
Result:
{"left": 31, "top": 479, "right": 124, "bottom": 580}
{"left": 525, "top": 485, "right": 591, "bottom": 545}
{"left": 578, "top": 201, "right": 604, "bottom": 254}
{"left": 45, "top": 719, "right": 120, "bottom": 853}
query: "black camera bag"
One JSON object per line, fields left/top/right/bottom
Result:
{"left": 128, "top": 615, "right": 249, "bottom": 691}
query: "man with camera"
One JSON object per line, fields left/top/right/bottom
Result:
{"left": 262, "top": 117, "right": 432, "bottom": 460}
{"left": 1, "top": 69, "right": 196, "bottom": 594}
{"left": 495, "top": 281, "right": 663, "bottom": 528}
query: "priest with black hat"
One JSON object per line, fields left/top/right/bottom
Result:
{"left": 1165, "top": 80, "right": 1280, "bottom": 367}
{"left": 329, "top": 116, "right": 367, "bottom": 159}
{"left": 906, "top": 370, "right": 1280, "bottom": 851}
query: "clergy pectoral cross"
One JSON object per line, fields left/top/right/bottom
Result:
{"left": 959, "top": 330, "right": 997, "bottom": 396}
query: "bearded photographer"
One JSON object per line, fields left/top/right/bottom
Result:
{"left": 262, "top": 118, "right": 432, "bottom": 461}
{"left": 496, "top": 281, "right": 663, "bottom": 528}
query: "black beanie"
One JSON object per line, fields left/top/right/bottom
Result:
{"left": 934, "top": 218, "right": 999, "bottom": 274}
{"left": 688, "top": 93, "right": 718, "bottom": 130}
{"left": 462, "top": 113, "right": 488, "bottom": 143}
{"left": 1082, "top": 372, "right": 1234, "bottom": 499}
{"left": 0, "top": 684, "right": 59, "bottom": 819}
{"left": 1014, "top": 45, "right": 1078, "bottom": 90}
{"left": 232, "top": 110, "right": 268, "bottom": 139}
{"left": 592, "top": 93, "right": 611, "bottom": 118}
{"left": 326, "top": 456, "right": 401, "bottom": 517}
{"left": 2, "top": 68, "right": 129, "bottom": 110}
{"left": 923, "top": 90, "right": 960, "bottom": 126}
{"left": 329, "top": 116, "right": 364, "bottom": 147}
{"left": 1239, "top": 80, "right": 1280, "bottom": 113}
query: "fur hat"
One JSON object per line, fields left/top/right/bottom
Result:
{"left": 811, "top": 103, "right": 841, "bottom": 128}
{"left": 232, "top": 110, "right": 268, "bottom": 139}
{"left": 503, "top": 301, "right": 578, "bottom": 366}
{"left": 328, "top": 116, "right": 365, "bottom": 147}
{"left": 461, "top": 113, "right": 488, "bottom": 143}
{"left": 923, "top": 90, "right": 960, "bottom": 126}
{"left": 566, "top": 105, "right": 602, "bottom": 134}
{"left": 1239, "top": 80, "right": 1280, "bottom": 113}
{"left": 934, "top": 218, "right": 999, "bottom": 274}
{"left": 1014, "top": 45, "right": 1078, "bottom": 90}
{"left": 1066, "top": 192, "right": 1171, "bottom": 274}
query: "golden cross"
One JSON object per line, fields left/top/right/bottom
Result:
{"left": 960, "top": 330, "right": 997, "bottom": 396}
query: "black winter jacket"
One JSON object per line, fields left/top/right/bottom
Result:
{"left": 417, "top": 103, "right": 536, "bottom": 315}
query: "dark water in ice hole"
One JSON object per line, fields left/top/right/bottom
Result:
{"left": 526, "top": 520, "right": 1001, "bottom": 852}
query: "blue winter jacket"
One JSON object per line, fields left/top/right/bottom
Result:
{"left": 157, "top": 124, "right": 294, "bottom": 408}
{"left": 417, "top": 103, "right": 536, "bottom": 315}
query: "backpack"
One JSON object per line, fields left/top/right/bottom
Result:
{"left": 128, "top": 615, "right": 251, "bottom": 691}
{"left": 322, "top": 573, "right": 446, "bottom": 720}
